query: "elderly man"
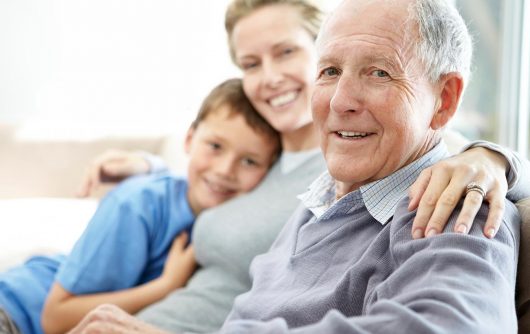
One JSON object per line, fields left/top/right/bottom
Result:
{"left": 69, "top": 0, "right": 520, "bottom": 333}
{"left": 217, "top": 0, "right": 520, "bottom": 332}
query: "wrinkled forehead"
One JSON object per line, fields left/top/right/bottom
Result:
{"left": 317, "top": 0, "right": 418, "bottom": 55}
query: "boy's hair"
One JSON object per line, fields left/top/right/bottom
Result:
{"left": 225, "top": 0, "right": 323, "bottom": 64}
{"left": 191, "top": 78, "right": 282, "bottom": 159}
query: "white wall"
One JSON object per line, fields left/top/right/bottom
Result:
{"left": 0, "top": 0, "right": 239, "bottom": 138}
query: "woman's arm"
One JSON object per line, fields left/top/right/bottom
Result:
{"left": 77, "top": 150, "right": 166, "bottom": 197}
{"left": 41, "top": 233, "right": 196, "bottom": 334}
{"left": 409, "top": 142, "right": 530, "bottom": 239}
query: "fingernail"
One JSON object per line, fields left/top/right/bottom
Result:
{"left": 487, "top": 228, "right": 496, "bottom": 239}
{"left": 412, "top": 228, "right": 423, "bottom": 239}
{"left": 456, "top": 224, "right": 467, "bottom": 234}
{"left": 426, "top": 229, "right": 438, "bottom": 238}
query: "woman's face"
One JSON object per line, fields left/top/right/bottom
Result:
{"left": 231, "top": 5, "right": 317, "bottom": 135}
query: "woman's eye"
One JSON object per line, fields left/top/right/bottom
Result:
{"left": 371, "top": 69, "right": 390, "bottom": 78}
{"left": 241, "top": 62, "right": 259, "bottom": 71}
{"left": 208, "top": 142, "right": 222, "bottom": 151}
{"left": 282, "top": 47, "right": 294, "bottom": 56}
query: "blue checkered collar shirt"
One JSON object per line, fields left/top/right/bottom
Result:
{"left": 297, "top": 142, "right": 449, "bottom": 225}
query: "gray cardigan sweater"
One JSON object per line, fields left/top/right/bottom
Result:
{"left": 222, "top": 145, "right": 520, "bottom": 334}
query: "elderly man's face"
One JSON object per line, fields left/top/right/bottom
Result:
{"left": 312, "top": 0, "right": 442, "bottom": 197}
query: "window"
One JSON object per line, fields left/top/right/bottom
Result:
{"left": 453, "top": 0, "right": 530, "bottom": 159}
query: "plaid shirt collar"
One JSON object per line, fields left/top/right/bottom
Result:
{"left": 297, "top": 143, "right": 449, "bottom": 225}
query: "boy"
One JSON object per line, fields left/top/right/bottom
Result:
{"left": 0, "top": 78, "right": 281, "bottom": 334}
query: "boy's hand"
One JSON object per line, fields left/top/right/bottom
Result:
{"left": 160, "top": 232, "right": 197, "bottom": 292}
{"left": 77, "top": 150, "right": 150, "bottom": 197}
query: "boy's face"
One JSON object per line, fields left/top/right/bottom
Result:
{"left": 185, "top": 106, "right": 277, "bottom": 215}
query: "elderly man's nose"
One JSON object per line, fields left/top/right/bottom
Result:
{"left": 330, "top": 76, "right": 361, "bottom": 113}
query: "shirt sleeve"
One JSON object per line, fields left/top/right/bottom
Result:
{"left": 219, "top": 200, "right": 520, "bottom": 334}
{"left": 461, "top": 140, "right": 530, "bottom": 202}
{"left": 55, "top": 190, "right": 152, "bottom": 294}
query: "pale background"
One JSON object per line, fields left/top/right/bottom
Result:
{"left": 0, "top": 0, "right": 528, "bottom": 150}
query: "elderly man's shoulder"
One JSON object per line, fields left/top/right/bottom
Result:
{"left": 390, "top": 196, "right": 520, "bottom": 252}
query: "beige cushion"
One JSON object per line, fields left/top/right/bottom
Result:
{"left": 516, "top": 197, "right": 530, "bottom": 333}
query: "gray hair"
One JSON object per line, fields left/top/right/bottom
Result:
{"left": 411, "top": 0, "right": 473, "bottom": 83}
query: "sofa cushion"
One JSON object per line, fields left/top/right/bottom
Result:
{"left": 0, "top": 198, "right": 98, "bottom": 271}
{"left": 516, "top": 197, "right": 530, "bottom": 333}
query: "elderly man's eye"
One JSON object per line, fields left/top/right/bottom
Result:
{"left": 320, "top": 67, "right": 340, "bottom": 78}
{"left": 372, "top": 69, "right": 390, "bottom": 78}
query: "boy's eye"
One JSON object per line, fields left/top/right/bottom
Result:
{"left": 241, "top": 158, "right": 258, "bottom": 167}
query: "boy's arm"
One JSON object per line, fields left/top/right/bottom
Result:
{"left": 41, "top": 233, "right": 196, "bottom": 334}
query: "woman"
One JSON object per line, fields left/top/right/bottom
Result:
{"left": 72, "top": 0, "right": 530, "bottom": 333}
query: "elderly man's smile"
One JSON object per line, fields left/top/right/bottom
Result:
{"left": 336, "top": 131, "right": 372, "bottom": 139}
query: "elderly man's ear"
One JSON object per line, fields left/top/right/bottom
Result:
{"left": 430, "top": 73, "right": 464, "bottom": 130}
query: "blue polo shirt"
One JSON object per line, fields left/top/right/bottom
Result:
{"left": 0, "top": 173, "right": 195, "bottom": 334}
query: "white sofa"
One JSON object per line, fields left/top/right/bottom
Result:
{"left": 0, "top": 123, "right": 186, "bottom": 270}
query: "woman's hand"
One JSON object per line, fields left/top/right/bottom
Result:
{"left": 409, "top": 147, "right": 509, "bottom": 239}
{"left": 77, "top": 150, "right": 150, "bottom": 197}
{"left": 159, "top": 232, "right": 197, "bottom": 292}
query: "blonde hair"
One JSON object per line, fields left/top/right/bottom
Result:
{"left": 225, "top": 0, "right": 323, "bottom": 64}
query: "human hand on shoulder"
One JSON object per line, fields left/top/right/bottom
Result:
{"left": 409, "top": 146, "right": 508, "bottom": 239}
{"left": 77, "top": 150, "right": 151, "bottom": 197}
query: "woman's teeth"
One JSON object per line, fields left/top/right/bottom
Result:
{"left": 269, "top": 91, "right": 297, "bottom": 107}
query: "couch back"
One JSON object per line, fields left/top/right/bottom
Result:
{"left": 0, "top": 124, "right": 168, "bottom": 198}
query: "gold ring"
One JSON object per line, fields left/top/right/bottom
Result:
{"left": 466, "top": 182, "right": 486, "bottom": 198}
